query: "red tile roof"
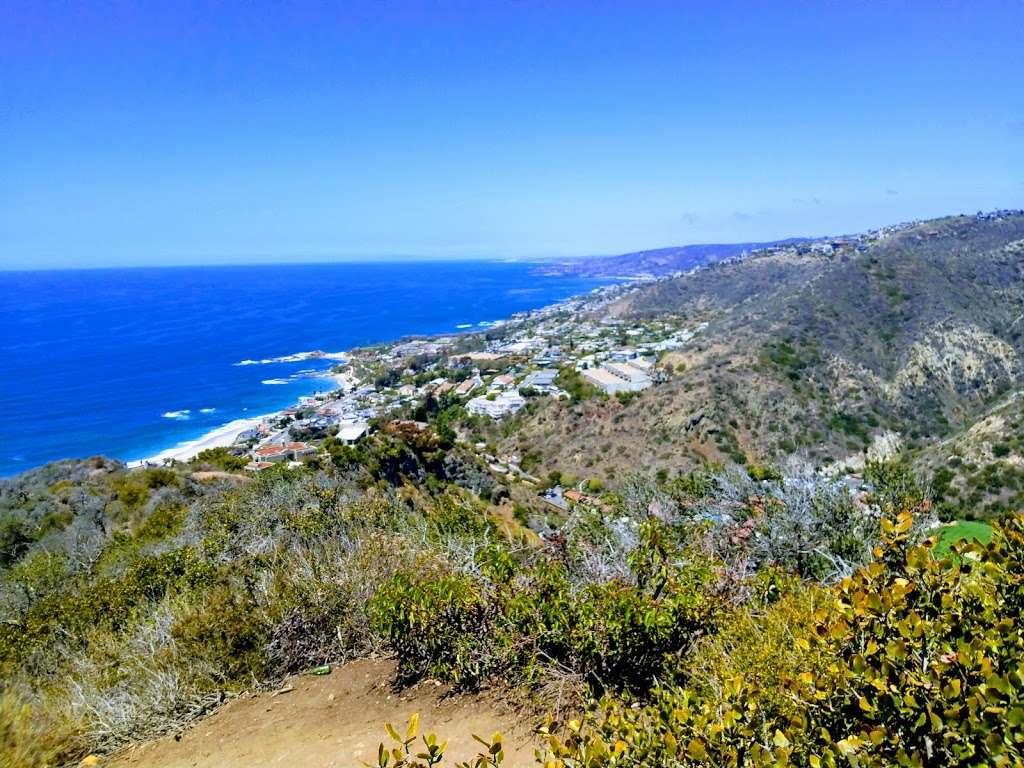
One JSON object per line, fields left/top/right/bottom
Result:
{"left": 254, "top": 445, "right": 288, "bottom": 457}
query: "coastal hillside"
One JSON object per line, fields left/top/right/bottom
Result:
{"left": 5, "top": 442, "right": 1024, "bottom": 767}
{"left": 8, "top": 2, "right": 1024, "bottom": 765}
{"left": 504, "top": 211, "right": 1024, "bottom": 518}
{"left": 4, "top": 211, "right": 1024, "bottom": 768}
{"left": 536, "top": 238, "right": 810, "bottom": 278}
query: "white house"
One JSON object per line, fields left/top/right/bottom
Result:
{"left": 336, "top": 421, "right": 369, "bottom": 445}
{"left": 467, "top": 390, "right": 526, "bottom": 419}
{"left": 582, "top": 362, "right": 652, "bottom": 394}
{"left": 455, "top": 374, "right": 483, "bottom": 396}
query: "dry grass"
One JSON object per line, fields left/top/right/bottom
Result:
{"left": 0, "top": 692, "right": 74, "bottom": 768}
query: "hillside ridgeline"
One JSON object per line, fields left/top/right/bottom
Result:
{"left": 505, "top": 212, "right": 1024, "bottom": 519}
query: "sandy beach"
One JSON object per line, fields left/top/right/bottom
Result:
{"left": 126, "top": 366, "right": 350, "bottom": 470}
{"left": 127, "top": 414, "right": 274, "bottom": 468}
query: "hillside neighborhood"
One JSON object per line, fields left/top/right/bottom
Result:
{"left": 222, "top": 281, "right": 701, "bottom": 474}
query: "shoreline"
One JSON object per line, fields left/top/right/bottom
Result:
{"left": 128, "top": 358, "right": 356, "bottom": 468}
{"left": 125, "top": 279, "right": 624, "bottom": 471}
{"left": 127, "top": 412, "right": 282, "bottom": 468}
{"left": 128, "top": 366, "right": 354, "bottom": 468}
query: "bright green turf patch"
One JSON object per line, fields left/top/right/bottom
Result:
{"left": 933, "top": 520, "right": 993, "bottom": 559}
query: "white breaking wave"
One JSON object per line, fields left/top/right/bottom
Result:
{"left": 261, "top": 378, "right": 289, "bottom": 385}
{"left": 162, "top": 410, "right": 191, "bottom": 419}
{"left": 233, "top": 350, "right": 345, "bottom": 366}
{"left": 199, "top": 407, "right": 216, "bottom": 414}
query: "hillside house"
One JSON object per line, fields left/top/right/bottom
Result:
{"left": 251, "top": 441, "right": 317, "bottom": 464}
{"left": 582, "top": 360, "right": 652, "bottom": 394}
{"left": 336, "top": 422, "right": 369, "bottom": 445}
{"left": 490, "top": 374, "right": 516, "bottom": 390}
{"left": 467, "top": 390, "right": 526, "bottom": 418}
{"left": 455, "top": 375, "right": 483, "bottom": 396}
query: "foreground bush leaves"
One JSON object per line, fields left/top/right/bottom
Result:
{"left": 370, "top": 512, "right": 1024, "bottom": 767}
{"left": 369, "top": 524, "right": 718, "bottom": 694}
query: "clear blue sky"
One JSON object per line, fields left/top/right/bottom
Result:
{"left": 2, "top": 0, "right": 1022, "bottom": 269}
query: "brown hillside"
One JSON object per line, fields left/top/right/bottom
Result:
{"left": 500, "top": 213, "right": 1024, "bottom": 483}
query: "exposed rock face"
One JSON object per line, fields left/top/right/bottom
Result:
{"left": 867, "top": 430, "right": 904, "bottom": 462}
{"left": 892, "top": 323, "right": 1019, "bottom": 402}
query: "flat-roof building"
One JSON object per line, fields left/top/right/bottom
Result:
{"left": 467, "top": 390, "right": 526, "bottom": 419}
{"left": 582, "top": 362, "right": 652, "bottom": 394}
{"left": 524, "top": 369, "right": 558, "bottom": 387}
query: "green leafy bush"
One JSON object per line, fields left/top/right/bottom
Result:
{"left": 801, "top": 512, "right": 1024, "bottom": 765}
{"left": 171, "top": 582, "right": 271, "bottom": 685}
{"left": 527, "top": 512, "right": 1024, "bottom": 767}
{"left": 371, "top": 521, "right": 719, "bottom": 694}
{"left": 369, "top": 713, "right": 504, "bottom": 768}
{"left": 556, "top": 367, "right": 600, "bottom": 404}
{"left": 369, "top": 569, "right": 493, "bottom": 687}
{"left": 1, "top": 548, "right": 211, "bottom": 675}
{"left": 194, "top": 446, "right": 249, "bottom": 471}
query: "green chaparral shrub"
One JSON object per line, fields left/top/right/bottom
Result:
{"left": 528, "top": 511, "right": 1024, "bottom": 768}
{"left": 864, "top": 457, "right": 928, "bottom": 518}
{"left": 799, "top": 512, "right": 1024, "bottom": 766}
{"left": 170, "top": 581, "right": 272, "bottom": 685}
{"left": 194, "top": 446, "right": 249, "bottom": 472}
{"left": 370, "top": 520, "right": 720, "bottom": 695}
{"left": 683, "top": 571, "right": 838, "bottom": 737}
{"left": 557, "top": 523, "right": 717, "bottom": 693}
{"left": 557, "top": 574, "right": 713, "bottom": 694}
{"left": 0, "top": 547, "right": 212, "bottom": 677}
{"left": 369, "top": 568, "right": 494, "bottom": 688}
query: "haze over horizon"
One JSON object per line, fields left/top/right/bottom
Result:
{"left": 2, "top": 0, "right": 1023, "bottom": 270}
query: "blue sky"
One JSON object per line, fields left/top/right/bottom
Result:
{"left": 2, "top": 1, "right": 1022, "bottom": 269}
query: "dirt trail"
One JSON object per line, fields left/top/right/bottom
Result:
{"left": 109, "top": 659, "right": 537, "bottom": 768}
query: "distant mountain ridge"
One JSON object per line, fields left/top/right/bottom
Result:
{"left": 536, "top": 238, "right": 811, "bottom": 278}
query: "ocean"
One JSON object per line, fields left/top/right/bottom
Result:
{"left": 0, "top": 261, "right": 607, "bottom": 476}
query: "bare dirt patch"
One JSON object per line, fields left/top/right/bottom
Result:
{"left": 108, "top": 658, "right": 536, "bottom": 768}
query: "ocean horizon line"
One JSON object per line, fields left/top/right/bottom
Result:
{"left": 0, "top": 253, "right": 599, "bottom": 274}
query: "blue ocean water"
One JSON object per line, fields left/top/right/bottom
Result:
{"left": 0, "top": 262, "right": 606, "bottom": 476}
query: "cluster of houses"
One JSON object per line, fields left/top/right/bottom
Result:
{"left": 975, "top": 208, "right": 1024, "bottom": 222}
{"left": 444, "top": 316, "right": 700, "bottom": 412}
{"left": 358, "top": 305, "right": 700, "bottom": 424}
{"left": 780, "top": 210, "right": 1024, "bottom": 262}
{"left": 240, "top": 379, "right": 374, "bottom": 471}
{"left": 243, "top": 420, "right": 371, "bottom": 471}
{"left": 233, "top": 284, "right": 704, "bottom": 471}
